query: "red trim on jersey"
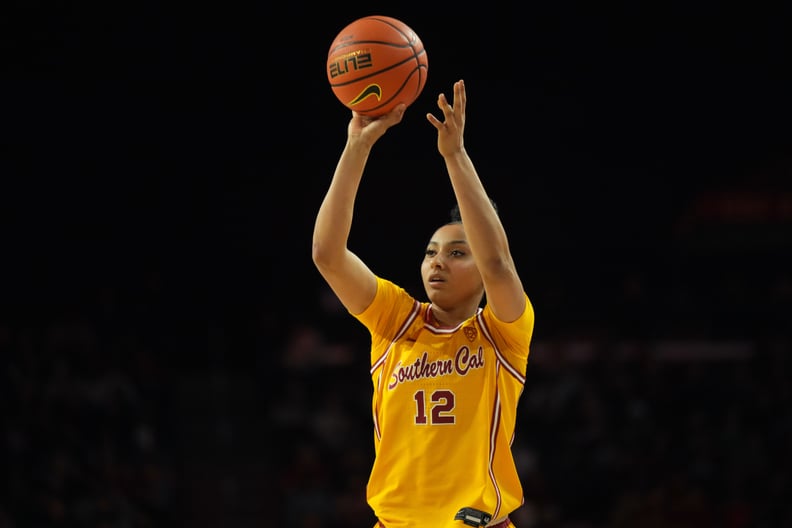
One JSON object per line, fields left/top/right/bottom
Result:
{"left": 477, "top": 312, "right": 526, "bottom": 384}
{"left": 424, "top": 305, "right": 484, "bottom": 334}
{"left": 371, "top": 299, "right": 421, "bottom": 441}
{"left": 488, "top": 378, "right": 503, "bottom": 520}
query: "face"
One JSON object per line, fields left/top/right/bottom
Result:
{"left": 421, "top": 223, "right": 484, "bottom": 309}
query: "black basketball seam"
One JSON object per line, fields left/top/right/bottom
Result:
{"left": 372, "top": 67, "right": 428, "bottom": 112}
{"left": 366, "top": 16, "right": 416, "bottom": 45}
{"left": 327, "top": 39, "right": 423, "bottom": 56}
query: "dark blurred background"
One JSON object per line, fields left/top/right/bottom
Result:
{"left": 3, "top": 2, "right": 791, "bottom": 527}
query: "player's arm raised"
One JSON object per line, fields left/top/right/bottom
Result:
{"left": 312, "top": 106, "right": 406, "bottom": 315}
{"left": 427, "top": 80, "right": 526, "bottom": 323}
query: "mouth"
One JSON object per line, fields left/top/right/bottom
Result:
{"left": 428, "top": 274, "right": 445, "bottom": 284}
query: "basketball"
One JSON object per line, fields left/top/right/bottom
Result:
{"left": 326, "top": 16, "right": 428, "bottom": 117}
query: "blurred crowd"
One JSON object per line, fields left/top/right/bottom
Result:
{"left": 1, "top": 275, "right": 176, "bottom": 527}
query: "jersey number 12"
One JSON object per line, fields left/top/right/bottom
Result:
{"left": 413, "top": 389, "right": 455, "bottom": 425}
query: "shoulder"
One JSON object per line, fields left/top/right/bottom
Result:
{"left": 481, "top": 293, "right": 535, "bottom": 340}
{"left": 354, "top": 277, "right": 421, "bottom": 326}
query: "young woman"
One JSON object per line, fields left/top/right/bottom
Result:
{"left": 312, "top": 79, "right": 535, "bottom": 528}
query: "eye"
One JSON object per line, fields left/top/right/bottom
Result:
{"left": 450, "top": 249, "right": 465, "bottom": 257}
{"left": 424, "top": 248, "right": 437, "bottom": 257}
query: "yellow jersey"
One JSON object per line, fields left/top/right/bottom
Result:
{"left": 354, "top": 277, "right": 535, "bottom": 528}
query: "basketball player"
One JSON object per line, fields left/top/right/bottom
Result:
{"left": 312, "top": 79, "right": 535, "bottom": 528}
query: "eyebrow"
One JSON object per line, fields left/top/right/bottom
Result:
{"left": 428, "top": 239, "right": 469, "bottom": 246}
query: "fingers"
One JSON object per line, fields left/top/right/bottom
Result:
{"left": 426, "top": 79, "right": 467, "bottom": 128}
{"left": 426, "top": 111, "right": 442, "bottom": 128}
{"left": 454, "top": 79, "right": 466, "bottom": 114}
{"left": 437, "top": 92, "right": 454, "bottom": 120}
{"left": 441, "top": 80, "right": 466, "bottom": 116}
{"left": 384, "top": 104, "right": 407, "bottom": 125}
{"left": 360, "top": 104, "right": 406, "bottom": 128}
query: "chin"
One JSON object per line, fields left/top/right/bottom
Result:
{"left": 426, "top": 290, "right": 451, "bottom": 306}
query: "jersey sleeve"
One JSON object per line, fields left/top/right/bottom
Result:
{"left": 352, "top": 277, "right": 420, "bottom": 361}
{"left": 482, "top": 293, "right": 535, "bottom": 367}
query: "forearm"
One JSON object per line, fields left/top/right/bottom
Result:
{"left": 444, "top": 150, "right": 510, "bottom": 261}
{"left": 312, "top": 141, "right": 371, "bottom": 266}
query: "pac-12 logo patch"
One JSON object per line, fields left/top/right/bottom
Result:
{"left": 464, "top": 326, "right": 477, "bottom": 342}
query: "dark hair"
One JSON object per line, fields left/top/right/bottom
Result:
{"left": 449, "top": 199, "right": 499, "bottom": 223}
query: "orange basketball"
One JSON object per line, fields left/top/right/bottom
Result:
{"left": 327, "top": 16, "right": 428, "bottom": 117}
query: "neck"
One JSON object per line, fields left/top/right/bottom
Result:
{"left": 429, "top": 305, "right": 474, "bottom": 328}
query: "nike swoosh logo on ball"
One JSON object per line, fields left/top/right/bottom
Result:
{"left": 349, "top": 84, "right": 382, "bottom": 106}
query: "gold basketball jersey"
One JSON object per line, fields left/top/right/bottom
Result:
{"left": 354, "top": 277, "right": 535, "bottom": 528}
